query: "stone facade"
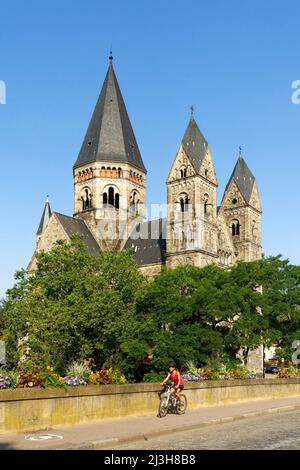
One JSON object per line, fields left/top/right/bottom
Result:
{"left": 28, "top": 214, "right": 69, "bottom": 271}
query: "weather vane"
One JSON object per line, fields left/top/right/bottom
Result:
{"left": 109, "top": 43, "right": 113, "bottom": 62}
{"left": 190, "top": 105, "right": 195, "bottom": 118}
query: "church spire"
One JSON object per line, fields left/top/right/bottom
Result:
{"left": 37, "top": 195, "right": 52, "bottom": 236}
{"left": 74, "top": 58, "right": 146, "bottom": 173}
{"left": 181, "top": 114, "right": 208, "bottom": 173}
{"left": 225, "top": 149, "right": 256, "bottom": 203}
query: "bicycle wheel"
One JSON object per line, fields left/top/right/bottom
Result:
{"left": 176, "top": 394, "right": 187, "bottom": 415}
{"left": 158, "top": 397, "right": 168, "bottom": 417}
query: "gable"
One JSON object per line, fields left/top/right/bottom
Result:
{"left": 199, "top": 147, "right": 218, "bottom": 185}
{"left": 221, "top": 179, "right": 248, "bottom": 210}
{"left": 167, "top": 145, "right": 196, "bottom": 182}
{"left": 248, "top": 181, "right": 262, "bottom": 212}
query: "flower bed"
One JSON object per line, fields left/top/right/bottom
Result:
{"left": 0, "top": 362, "right": 127, "bottom": 390}
{"left": 182, "top": 363, "right": 258, "bottom": 382}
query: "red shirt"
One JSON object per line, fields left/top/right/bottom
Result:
{"left": 170, "top": 370, "right": 184, "bottom": 387}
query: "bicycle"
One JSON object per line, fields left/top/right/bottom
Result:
{"left": 157, "top": 383, "right": 187, "bottom": 418}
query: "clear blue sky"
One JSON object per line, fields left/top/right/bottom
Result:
{"left": 1, "top": 0, "right": 300, "bottom": 298}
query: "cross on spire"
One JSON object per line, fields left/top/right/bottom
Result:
{"left": 109, "top": 44, "right": 113, "bottom": 62}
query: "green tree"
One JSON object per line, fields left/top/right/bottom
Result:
{"left": 0, "top": 236, "right": 145, "bottom": 372}
{"left": 130, "top": 264, "right": 241, "bottom": 373}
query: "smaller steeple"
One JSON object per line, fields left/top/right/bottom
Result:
{"left": 181, "top": 114, "right": 208, "bottom": 173}
{"left": 37, "top": 195, "right": 52, "bottom": 236}
{"left": 225, "top": 149, "right": 256, "bottom": 203}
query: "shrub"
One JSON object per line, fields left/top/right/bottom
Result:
{"left": 198, "top": 367, "right": 217, "bottom": 380}
{"left": 88, "top": 370, "right": 112, "bottom": 385}
{"left": 106, "top": 367, "right": 127, "bottom": 385}
{"left": 65, "top": 361, "right": 92, "bottom": 381}
{"left": 275, "top": 367, "right": 299, "bottom": 379}
{"left": 142, "top": 372, "right": 165, "bottom": 383}
{"left": 183, "top": 363, "right": 257, "bottom": 381}
{"left": 16, "top": 366, "right": 44, "bottom": 388}
{"left": 6, "top": 370, "right": 18, "bottom": 388}
{"left": 227, "top": 365, "right": 254, "bottom": 380}
{"left": 40, "top": 366, "right": 65, "bottom": 388}
{"left": 184, "top": 361, "right": 199, "bottom": 376}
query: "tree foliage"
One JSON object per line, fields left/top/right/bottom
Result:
{"left": 0, "top": 238, "right": 299, "bottom": 379}
{"left": 0, "top": 236, "right": 145, "bottom": 373}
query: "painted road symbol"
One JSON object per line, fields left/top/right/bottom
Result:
{"left": 25, "top": 434, "right": 63, "bottom": 441}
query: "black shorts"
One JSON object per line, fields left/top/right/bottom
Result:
{"left": 175, "top": 385, "right": 184, "bottom": 391}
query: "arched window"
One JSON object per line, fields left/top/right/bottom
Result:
{"left": 101, "top": 166, "right": 106, "bottom": 177}
{"left": 107, "top": 167, "right": 111, "bottom": 177}
{"left": 232, "top": 219, "right": 240, "bottom": 236}
{"left": 81, "top": 188, "right": 92, "bottom": 210}
{"left": 180, "top": 194, "right": 189, "bottom": 212}
{"left": 112, "top": 167, "right": 117, "bottom": 177}
{"left": 180, "top": 198, "right": 185, "bottom": 212}
{"left": 180, "top": 167, "right": 187, "bottom": 178}
{"left": 108, "top": 186, "right": 114, "bottom": 206}
{"left": 204, "top": 194, "right": 209, "bottom": 214}
{"left": 115, "top": 193, "right": 120, "bottom": 209}
{"left": 118, "top": 167, "right": 122, "bottom": 178}
{"left": 181, "top": 230, "right": 186, "bottom": 246}
{"left": 103, "top": 192, "right": 108, "bottom": 206}
{"left": 130, "top": 191, "right": 139, "bottom": 215}
{"left": 104, "top": 186, "right": 120, "bottom": 209}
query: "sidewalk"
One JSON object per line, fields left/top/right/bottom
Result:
{"left": 1, "top": 395, "right": 300, "bottom": 450}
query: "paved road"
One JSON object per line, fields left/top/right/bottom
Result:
{"left": 109, "top": 409, "right": 300, "bottom": 450}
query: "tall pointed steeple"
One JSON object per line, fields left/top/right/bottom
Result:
{"left": 74, "top": 56, "right": 146, "bottom": 173}
{"left": 181, "top": 116, "right": 209, "bottom": 173}
{"left": 225, "top": 149, "right": 256, "bottom": 203}
{"left": 37, "top": 196, "right": 52, "bottom": 236}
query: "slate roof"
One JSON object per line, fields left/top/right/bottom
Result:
{"left": 37, "top": 200, "right": 52, "bottom": 235}
{"left": 182, "top": 117, "right": 209, "bottom": 173}
{"left": 54, "top": 213, "right": 100, "bottom": 254}
{"left": 225, "top": 156, "right": 256, "bottom": 203}
{"left": 124, "top": 218, "right": 167, "bottom": 266}
{"left": 74, "top": 60, "right": 146, "bottom": 173}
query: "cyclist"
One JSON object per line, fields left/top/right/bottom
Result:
{"left": 161, "top": 362, "right": 184, "bottom": 399}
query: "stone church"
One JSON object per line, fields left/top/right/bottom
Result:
{"left": 29, "top": 54, "right": 262, "bottom": 276}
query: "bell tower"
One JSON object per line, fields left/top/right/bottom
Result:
{"left": 166, "top": 112, "right": 219, "bottom": 268}
{"left": 220, "top": 147, "right": 262, "bottom": 261}
{"left": 73, "top": 53, "right": 147, "bottom": 249}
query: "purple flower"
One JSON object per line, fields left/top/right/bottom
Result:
{"left": 63, "top": 376, "right": 87, "bottom": 387}
{"left": 0, "top": 374, "right": 10, "bottom": 389}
